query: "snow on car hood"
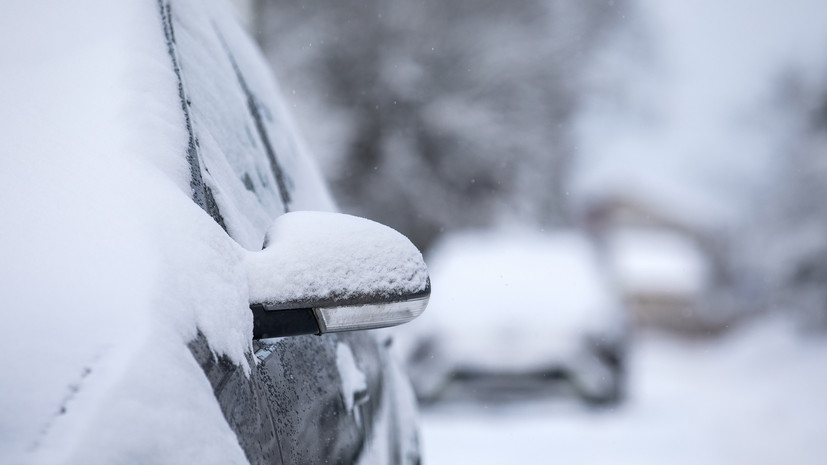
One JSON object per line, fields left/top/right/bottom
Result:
{"left": 0, "top": 1, "right": 283, "bottom": 463}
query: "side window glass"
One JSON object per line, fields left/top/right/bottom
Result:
{"left": 162, "top": 0, "right": 313, "bottom": 250}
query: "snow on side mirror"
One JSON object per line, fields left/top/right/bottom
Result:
{"left": 245, "top": 211, "right": 430, "bottom": 339}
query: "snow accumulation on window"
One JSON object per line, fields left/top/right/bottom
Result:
{"left": 164, "top": 0, "right": 335, "bottom": 251}
{"left": 246, "top": 211, "right": 430, "bottom": 307}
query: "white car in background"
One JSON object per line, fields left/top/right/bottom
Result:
{"left": 396, "top": 229, "right": 629, "bottom": 405}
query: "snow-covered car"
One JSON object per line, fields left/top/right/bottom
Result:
{"left": 606, "top": 227, "right": 711, "bottom": 332}
{"left": 397, "top": 230, "right": 628, "bottom": 405}
{"left": 0, "top": 1, "right": 429, "bottom": 464}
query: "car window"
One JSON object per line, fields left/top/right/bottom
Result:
{"left": 161, "top": 0, "right": 333, "bottom": 250}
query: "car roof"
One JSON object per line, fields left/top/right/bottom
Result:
{"left": 424, "top": 229, "right": 622, "bottom": 335}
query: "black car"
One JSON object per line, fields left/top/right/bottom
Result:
{"left": 0, "top": 0, "right": 428, "bottom": 463}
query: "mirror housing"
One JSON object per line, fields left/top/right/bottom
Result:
{"left": 245, "top": 211, "right": 430, "bottom": 339}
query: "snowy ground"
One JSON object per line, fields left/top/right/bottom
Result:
{"left": 419, "top": 317, "right": 827, "bottom": 465}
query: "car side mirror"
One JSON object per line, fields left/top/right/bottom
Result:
{"left": 245, "top": 211, "right": 430, "bottom": 339}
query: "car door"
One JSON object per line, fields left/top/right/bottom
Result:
{"left": 157, "top": 0, "right": 413, "bottom": 463}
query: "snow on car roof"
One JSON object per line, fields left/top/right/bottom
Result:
{"left": 430, "top": 231, "right": 611, "bottom": 310}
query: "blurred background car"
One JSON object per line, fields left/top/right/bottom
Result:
{"left": 395, "top": 230, "right": 628, "bottom": 405}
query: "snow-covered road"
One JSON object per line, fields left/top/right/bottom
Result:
{"left": 419, "top": 318, "right": 827, "bottom": 465}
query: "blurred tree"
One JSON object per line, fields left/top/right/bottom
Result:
{"left": 256, "top": 0, "right": 629, "bottom": 250}
{"left": 745, "top": 70, "right": 827, "bottom": 329}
